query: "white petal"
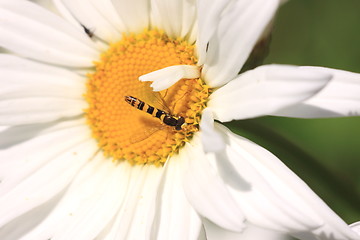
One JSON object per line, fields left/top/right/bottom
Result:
{"left": 99, "top": 165, "right": 163, "bottom": 240}
{"left": 271, "top": 104, "right": 344, "bottom": 118}
{"left": 0, "top": 117, "right": 86, "bottom": 149}
{"left": 95, "top": 165, "right": 144, "bottom": 240}
{"left": 216, "top": 124, "right": 359, "bottom": 239}
{"left": 0, "top": 121, "right": 90, "bottom": 196}
{"left": 196, "top": 0, "right": 231, "bottom": 65}
{"left": 183, "top": 135, "right": 246, "bottom": 232}
{"left": 0, "top": 126, "right": 8, "bottom": 132}
{"left": 180, "top": 0, "right": 197, "bottom": 43}
{"left": 197, "top": 226, "right": 207, "bottom": 240}
{"left": 0, "top": 0, "right": 99, "bottom": 67}
{"left": 112, "top": 0, "right": 150, "bottom": 33}
{"left": 88, "top": 0, "right": 128, "bottom": 33}
{"left": 202, "top": 0, "right": 280, "bottom": 87}
{"left": 150, "top": 0, "right": 197, "bottom": 40}
{"left": 52, "top": 0, "right": 81, "bottom": 26}
{"left": 350, "top": 222, "right": 360, "bottom": 236}
{"left": 310, "top": 217, "right": 360, "bottom": 240}
{"left": 60, "top": 0, "right": 122, "bottom": 42}
{"left": 187, "top": 17, "right": 198, "bottom": 45}
{"left": 203, "top": 219, "right": 288, "bottom": 240}
{"left": 50, "top": 0, "right": 109, "bottom": 52}
{"left": 208, "top": 65, "right": 332, "bottom": 122}
{"left": 20, "top": 155, "right": 128, "bottom": 240}
{"left": 0, "top": 139, "right": 97, "bottom": 230}
{"left": 0, "top": 97, "right": 87, "bottom": 125}
{"left": 121, "top": 166, "right": 163, "bottom": 240}
{"left": 139, "top": 65, "right": 200, "bottom": 91}
{"left": 0, "top": 54, "right": 85, "bottom": 100}
{"left": 214, "top": 126, "right": 322, "bottom": 231}
{"left": 274, "top": 67, "right": 360, "bottom": 118}
{"left": 0, "top": 186, "right": 64, "bottom": 240}
{"left": 150, "top": 153, "right": 202, "bottom": 240}
{"left": 199, "top": 108, "right": 225, "bottom": 153}
{"left": 29, "top": 0, "right": 59, "bottom": 13}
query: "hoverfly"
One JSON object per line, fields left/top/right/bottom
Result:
{"left": 124, "top": 96, "right": 186, "bottom": 131}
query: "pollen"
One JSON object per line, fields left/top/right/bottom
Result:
{"left": 85, "top": 30, "right": 210, "bottom": 166}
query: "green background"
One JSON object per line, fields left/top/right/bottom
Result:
{"left": 227, "top": 0, "right": 360, "bottom": 224}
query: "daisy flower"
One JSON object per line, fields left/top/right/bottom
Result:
{"left": 0, "top": 0, "right": 359, "bottom": 240}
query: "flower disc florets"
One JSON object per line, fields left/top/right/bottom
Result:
{"left": 85, "top": 30, "right": 210, "bottom": 165}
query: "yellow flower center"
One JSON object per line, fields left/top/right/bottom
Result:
{"left": 85, "top": 30, "right": 210, "bottom": 166}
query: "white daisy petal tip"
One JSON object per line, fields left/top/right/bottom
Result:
{"left": 350, "top": 221, "right": 360, "bottom": 236}
{"left": 199, "top": 108, "right": 226, "bottom": 153}
{"left": 208, "top": 64, "right": 333, "bottom": 122}
{"left": 272, "top": 66, "right": 360, "bottom": 118}
{"left": 139, "top": 65, "right": 200, "bottom": 91}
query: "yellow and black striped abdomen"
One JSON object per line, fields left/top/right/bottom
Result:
{"left": 124, "top": 96, "right": 185, "bottom": 130}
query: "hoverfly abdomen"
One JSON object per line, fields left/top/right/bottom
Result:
{"left": 125, "top": 96, "right": 140, "bottom": 107}
{"left": 124, "top": 96, "right": 186, "bottom": 130}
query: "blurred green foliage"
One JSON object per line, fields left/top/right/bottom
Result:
{"left": 226, "top": 0, "right": 360, "bottom": 223}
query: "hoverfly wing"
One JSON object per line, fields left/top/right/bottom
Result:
{"left": 136, "top": 81, "right": 169, "bottom": 111}
{"left": 130, "top": 125, "right": 165, "bottom": 144}
{"left": 127, "top": 113, "right": 162, "bottom": 144}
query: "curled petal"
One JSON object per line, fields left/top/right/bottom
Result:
{"left": 139, "top": 65, "right": 200, "bottom": 91}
